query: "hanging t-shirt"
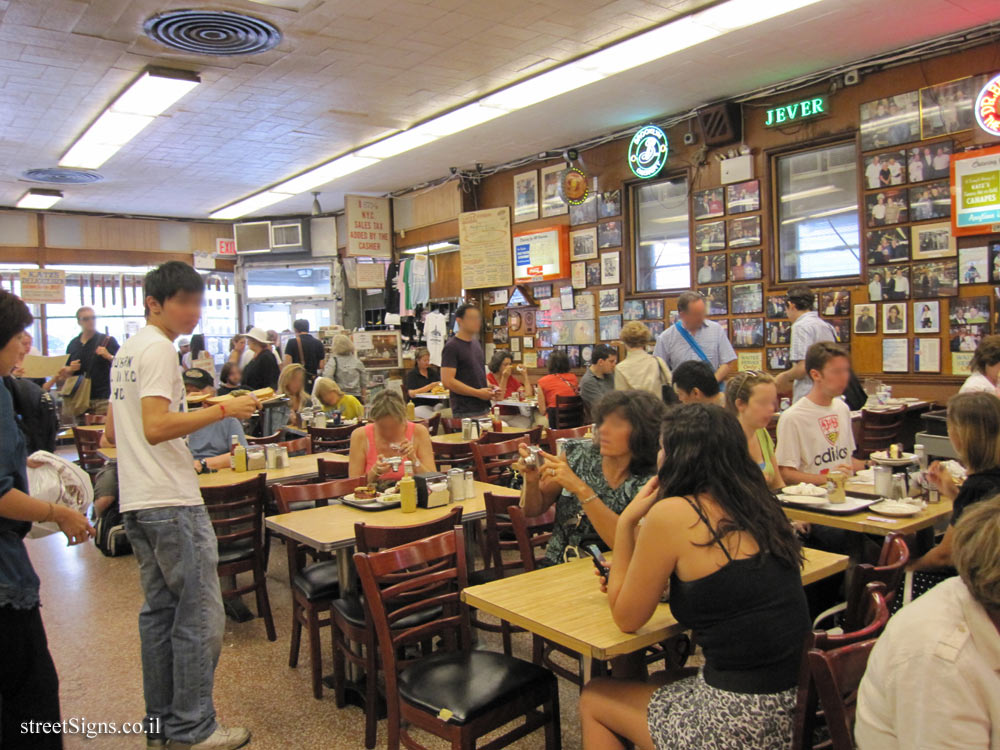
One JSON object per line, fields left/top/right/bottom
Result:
{"left": 384, "top": 261, "right": 401, "bottom": 313}
{"left": 111, "top": 325, "right": 202, "bottom": 512}
{"left": 775, "top": 396, "right": 856, "bottom": 476}
{"left": 424, "top": 311, "right": 448, "bottom": 366}
{"left": 407, "top": 255, "right": 435, "bottom": 308}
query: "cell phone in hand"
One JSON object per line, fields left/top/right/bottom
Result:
{"left": 586, "top": 544, "right": 609, "bottom": 576}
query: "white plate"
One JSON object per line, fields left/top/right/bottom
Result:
{"left": 870, "top": 451, "right": 917, "bottom": 466}
{"left": 869, "top": 500, "right": 921, "bottom": 517}
{"left": 343, "top": 492, "right": 381, "bottom": 503}
{"left": 782, "top": 483, "right": 828, "bottom": 498}
{"left": 777, "top": 494, "right": 828, "bottom": 506}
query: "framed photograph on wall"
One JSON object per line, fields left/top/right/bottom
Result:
{"left": 882, "top": 302, "right": 908, "bottom": 334}
{"left": 907, "top": 141, "right": 952, "bottom": 182}
{"left": 572, "top": 261, "right": 586, "bottom": 289}
{"left": 913, "top": 300, "right": 940, "bottom": 333}
{"left": 569, "top": 194, "right": 598, "bottom": 225}
{"left": 859, "top": 91, "right": 919, "bottom": 150}
{"left": 912, "top": 260, "right": 959, "bottom": 297}
{"left": 585, "top": 260, "right": 601, "bottom": 287}
{"left": 523, "top": 336, "right": 534, "bottom": 349}
{"left": 914, "top": 337, "right": 941, "bottom": 373}
{"left": 949, "top": 296, "right": 990, "bottom": 326}
{"left": 729, "top": 248, "right": 762, "bottom": 282}
{"left": 865, "top": 188, "right": 908, "bottom": 227}
{"left": 911, "top": 222, "right": 956, "bottom": 260}
{"left": 766, "top": 294, "right": 788, "bottom": 319}
{"left": 958, "top": 245, "right": 988, "bottom": 285}
{"left": 731, "top": 283, "right": 763, "bottom": 314}
{"left": 534, "top": 283, "right": 553, "bottom": 300}
{"left": 730, "top": 317, "right": 764, "bottom": 348}
{"left": 540, "top": 164, "right": 568, "bottom": 218}
{"left": 695, "top": 220, "right": 726, "bottom": 252}
{"left": 598, "top": 219, "right": 622, "bottom": 249}
{"left": 882, "top": 338, "right": 909, "bottom": 373}
{"left": 599, "top": 189, "right": 621, "bottom": 218}
{"left": 728, "top": 216, "right": 761, "bottom": 248}
{"left": 569, "top": 227, "right": 598, "bottom": 261}
{"left": 644, "top": 299, "right": 664, "bottom": 321}
{"left": 510, "top": 337, "right": 521, "bottom": 353}
{"left": 599, "top": 314, "right": 622, "bottom": 341}
{"left": 493, "top": 327, "right": 510, "bottom": 345}
{"left": 513, "top": 170, "right": 539, "bottom": 222}
{"left": 866, "top": 227, "right": 910, "bottom": 266}
{"left": 767, "top": 347, "right": 790, "bottom": 370}
{"left": 868, "top": 266, "right": 910, "bottom": 301}
{"left": 696, "top": 253, "right": 726, "bottom": 284}
{"left": 919, "top": 74, "right": 988, "bottom": 139}
{"left": 703, "top": 286, "right": 729, "bottom": 316}
{"left": 854, "top": 304, "right": 878, "bottom": 334}
{"left": 601, "top": 251, "right": 620, "bottom": 285}
{"left": 693, "top": 187, "right": 724, "bottom": 220}
{"left": 599, "top": 288, "right": 619, "bottom": 312}
{"left": 623, "top": 299, "right": 645, "bottom": 321}
{"left": 766, "top": 320, "right": 791, "bottom": 345}
{"left": 991, "top": 241, "right": 1000, "bottom": 283}
{"left": 820, "top": 290, "right": 852, "bottom": 317}
{"left": 830, "top": 318, "right": 851, "bottom": 343}
{"left": 863, "top": 150, "right": 907, "bottom": 189}
{"left": 907, "top": 180, "right": 950, "bottom": 221}
{"left": 725, "top": 180, "right": 760, "bottom": 215}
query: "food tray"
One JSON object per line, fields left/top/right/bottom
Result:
{"left": 777, "top": 494, "right": 878, "bottom": 516}
{"left": 341, "top": 497, "right": 401, "bottom": 512}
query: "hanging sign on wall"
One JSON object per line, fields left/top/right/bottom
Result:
{"left": 345, "top": 195, "right": 392, "bottom": 258}
{"left": 975, "top": 72, "right": 1000, "bottom": 137}
{"left": 627, "top": 125, "right": 669, "bottom": 179}
{"left": 951, "top": 144, "right": 1000, "bottom": 236}
{"left": 763, "top": 95, "right": 829, "bottom": 128}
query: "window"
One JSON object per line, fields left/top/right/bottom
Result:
{"left": 776, "top": 142, "right": 860, "bottom": 281}
{"left": 245, "top": 264, "right": 332, "bottom": 299}
{"left": 633, "top": 176, "right": 691, "bottom": 292}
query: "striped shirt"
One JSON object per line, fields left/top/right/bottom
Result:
{"left": 653, "top": 320, "right": 737, "bottom": 371}
{"left": 789, "top": 312, "right": 836, "bottom": 403}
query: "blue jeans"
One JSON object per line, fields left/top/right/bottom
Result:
{"left": 124, "top": 505, "right": 224, "bottom": 745}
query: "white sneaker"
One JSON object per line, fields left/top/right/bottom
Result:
{"left": 168, "top": 726, "right": 250, "bottom": 750}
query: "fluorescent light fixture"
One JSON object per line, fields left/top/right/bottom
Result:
{"left": 357, "top": 131, "right": 440, "bottom": 159}
{"left": 60, "top": 67, "right": 200, "bottom": 169}
{"left": 401, "top": 241, "right": 459, "bottom": 255}
{"left": 481, "top": 64, "right": 605, "bottom": 111}
{"left": 209, "top": 191, "right": 291, "bottom": 220}
{"left": 694, "top": 0, "right": 821, "bottom": 33}
{"left": 407, "top": 103, "right": 507, "bottom": 138}
{"left": 275, "top": 155, "right": 380, "bottom": 195}
{"left": 16, "top": 189, "right": 63, "bottom": 209}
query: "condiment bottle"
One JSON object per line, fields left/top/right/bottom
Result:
{"left": 399, "top": 475, "right": 417, "bottom": 513}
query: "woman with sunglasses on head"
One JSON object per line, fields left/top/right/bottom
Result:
{"left": 580, "top": 403, "right": 808, "bottom": 750}
{"left": 725, "top": 371, "right": 784, "bottom": 492}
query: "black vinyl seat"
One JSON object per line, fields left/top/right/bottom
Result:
{"left": 331, "top": 591, "right": 442, "bottom": 630}
{"left": 292, "top": 560, "right": 339, "bottom": 601}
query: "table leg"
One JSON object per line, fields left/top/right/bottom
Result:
{"left": 337, "top": 547, "right": 353, "bottom": 592}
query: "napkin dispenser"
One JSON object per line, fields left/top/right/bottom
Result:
{"left": 415, "top": 472, "right": 449, "bottom": 508}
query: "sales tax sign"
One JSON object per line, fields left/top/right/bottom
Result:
{"left": 628, "top": 125, "right": 668, "bottom": 179}
{"left": 951, "top": 144, "right": 1000, "bottom": 236}
{"left": 764, "top": 95, "right": 829, "bottom": 128}
{"left": 975, "top": 73, "right": 1000, "bottom": 137}
{"left": 19, "top": 269, "right": 65, "bottom": 303}
{"left": 345, "top": 195, "right": 392, "bottom": 258}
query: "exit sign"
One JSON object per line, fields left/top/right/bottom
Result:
{"left": 216, "top": 237, "right": 236, "bottom": 256}
{"left": 764, "top": 95, "right": 829, "bottom": 128}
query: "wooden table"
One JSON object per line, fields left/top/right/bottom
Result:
{"left": 432, "top": 425, "right": 533, "bottom": 445}
{"left": 782, "top": 497, "right": 952, "bottom": 536}
{"left": 74, "top": 424, "right": 104, "bottom": 433}
{"left": 461, "top": 547, "right": 848, "bottom": 662}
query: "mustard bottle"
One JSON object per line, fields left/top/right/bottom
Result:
{"left": 399, "top": 475, "right": 417, "bottom": 513}
{"left": 406, "top": 400, "right": 416, "bottom": 420}
{"left": 233, "top": 444, "right": 247, "bottom": 473}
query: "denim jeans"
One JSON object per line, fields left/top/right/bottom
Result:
{"left": 124, "top": 505, "right": 225, "bottom": 745}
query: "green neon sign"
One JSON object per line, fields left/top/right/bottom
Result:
{"left": 628, "top": 125, "right": 669, "bottom": 179}
{"left": 764, "top": 95, "right": 829, "bottom": 128}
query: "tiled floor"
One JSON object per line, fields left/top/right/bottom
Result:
{"left": 27, "top": 529, "right": 586, "bottom": 750}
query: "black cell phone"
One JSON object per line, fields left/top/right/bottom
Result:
{"left": 586, "top": 544, "right": 609, "bottom": 576}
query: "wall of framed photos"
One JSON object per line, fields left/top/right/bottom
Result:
{"left": 398, "top": 40, "right": 1000, "bottom": 399}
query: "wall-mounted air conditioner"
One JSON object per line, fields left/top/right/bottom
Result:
{"left": 234, "top": 218, "right": 311, "bottom": 255}
{"left": 234, "top": 221, "right": 271, "bottom": 254}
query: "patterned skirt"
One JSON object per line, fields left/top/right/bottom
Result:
{"left": 647, "top": 670, "right": 797, "bottom": 750}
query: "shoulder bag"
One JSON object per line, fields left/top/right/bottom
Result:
{"left": 61, "top": 335, "right": 109, "bottom": 416}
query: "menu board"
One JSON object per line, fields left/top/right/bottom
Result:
{"left": 345, "top": 194, "right": 392, "bottom": 257}
{"left": 952, "top": 144, "right": 1000, "bottom": 236}
{"left": 513, "top": 226, "right": 569, "bottom": 282}
{"left": 459, "top": 207, "right": 513, "bottom": 289}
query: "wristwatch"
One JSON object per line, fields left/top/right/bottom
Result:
{"left": 198, "top": 459, "right": 208, "bottom": 474}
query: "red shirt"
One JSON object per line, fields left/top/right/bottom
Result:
{"left": 487, "top": 371, "right": 522, "bottom": 399}
{"left": 537, "top": 373, "right": 579, "bottom": 404}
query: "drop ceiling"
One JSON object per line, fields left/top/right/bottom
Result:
{"left": 0, "top": 0, "right": 997, "bottom": 220}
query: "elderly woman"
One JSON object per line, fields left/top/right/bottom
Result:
{"left": 613, "top": 321, "right": 671, "bottom": 398}
{"left": 725, "top": 370, "right": 784, "bottom": 491}
{"left": 277, "top": 363, "right": 317, "bottom": 427}
{"left": 959, "top": 334, "right": 1000, "bottom": 396}
{"left": 240, "top": 327, "right": 280, "bottom": 390}
{"left": 313, "top": 377, "right": 364, "bottom": 421}
{"left": 349, "top": 391, "right": 435, "bottom": 486}
{"left": 856, "top": 497, "right": 1000, "bottom": 748}
{"left": 322, "top": 334, "right": 368, "bottom": 401}
{"left": 519, "top": 389, "right": 667, "bottom": 565}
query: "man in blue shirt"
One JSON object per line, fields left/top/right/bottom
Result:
{"left": 654, "top": 291, "right": 736, "bottom": 382}
{"left": 182, "top": 368, "right": 248, "bottom": 474}
{"left": 775, "top": 286, "right": 836, "bottom": 403}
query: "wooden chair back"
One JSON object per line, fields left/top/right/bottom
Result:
{"left": 354, "top": 507, "right": 464, "bottom": 554}
{"left": 807, "top": 640, "right": 879, "bottom": 750}
{"left": 481, "top": 492, "right": 523, "bottom": 575}
{"left": 201, "top": 474, "right": 267, "bottom": 564}
{"left": 73, "top": 426, "right": 105, "bottom": 474}
{"left": 425, "top": 412, "right": 441, "bottom": 435}
{"left": 82, "top": 413, "right": 106, "bottom": 425}
{"left": 432, "top": 440, "right": 474, "bottom": 471}
{"left": 544, "top": 425, "right": 591, "bottom": 453}
{"left": 507, "top": 504, "right": 556, "bottom": 572}
{"left": 317, "top": 456, "right": 350, "bottom": 480}
{"left": 548, "top": 395, "right": 586, "bottom": 429}
{"left": 479, "top": 425, "right": 542, "bottom": 445}
{"left": 272, "top": 476, "right": 366, "bottom": 514}
{"left": 308, "top": 423, "right": 359, "bottom": 453}
{"left": 247, "top": 431, "right": 282, "bottom": 445}
{"left": 843, "top": 533, "right": 908, "bottom": 631}
{"left": 856, "top": 406, "right": 906, "bottom": 459}
{"left": 440, "top": 417, "right": 465, "bottom": 434}
{"left": 471, "top": 436, "right": 529, "bottom": 484}
{"left": 279, "top": 436, "right": 312, "bottom": 457}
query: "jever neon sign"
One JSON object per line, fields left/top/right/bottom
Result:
{"left": 764, "top": 95, "right": 829, "bottom": 128}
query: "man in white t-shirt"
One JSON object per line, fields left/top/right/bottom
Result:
{"left": 102, "top": 262, "right": 258, "bottom": 750}
{"left": 776, "top": 341, "right": 865, "bottom": 486}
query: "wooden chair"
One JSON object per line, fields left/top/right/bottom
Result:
{"left": 471, "top": 436, "right": 530, "bottom": 485}
{"left": 81, "top": 412, "right": 106, "bottom": 425}
{"left": 855, "top": 406, "right": 907, "bottom": 460}
{"left": 330, "top": 508, "right": 464, "bottom": 749}
{"left": 247, "top": 431, "right": 282, "bottom": 445}
{"left": 318, "top": 456, "right": 350, "bottom": 480}
{"left": 507, "top": 504, "right": 556, "bottom": 573}
{"left": 272, "top": 476, "right": 366, "bottom": 698}
{"left": 201, "top": 474, "right": 276, "bottom": 642}
{"left": 480, "top": 425, "right": 542, "bottom": 445}
{"left": 279, "top": 436, "right": 312, "bottom": 457}
{"left": 354, "top": 528, "right": 561, "bottom": 750}
{"left": 424, "top": 412, "right": 441, "bottom": 435}
{"left": 812, "top": 533, "right": 909, "bottom": 632}
{"left": 544, "top": 425, "right": 592, "bottom": 453}
{"left": 440, "top": 417, "right": 465, "bottom": 434}
{"left": 792, "top": 582, "right": 890, "bottom": 750}
{"left": 72, "top": 425, "right": 105, "bottom": 478}
{"left": 309, "top": 423, "right": 359, "bottom": 453}
{"left": 547, "top": 395, "right": 586, "bottom": 429}
{"left": 432, "top": 440, "right": 474, "bottom": 471}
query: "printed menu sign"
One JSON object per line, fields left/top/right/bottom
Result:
{"left": 952, "top": 145, "right": 1000, "bottom": 236}
{"left": 19, "top": 269, "right": 65, "bottom": 303}
{"left": 459, "top": 207, "right": 513, "bottom": 290}
{"left": 345, "top": 195, "right": 391, "bottom": 257}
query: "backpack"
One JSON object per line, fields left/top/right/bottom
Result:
{"left": 5, "top": 376, "right": 59, "bottom": 454}
{"left": 94, "top": 499, "right": 131, "bottom": 557}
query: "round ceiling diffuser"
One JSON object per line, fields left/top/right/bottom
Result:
{"left": 22, "top": 168, "right": 103, "bottom": 185}
{"left": 143, "top": 9, "right": 281, "bottom": 56}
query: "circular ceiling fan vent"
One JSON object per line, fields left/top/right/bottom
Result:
{"left": 22, "top": 168, "right": 103, "bottom": 184}
{"left": 143, "top": 9, "right": 281, "bottom": 56}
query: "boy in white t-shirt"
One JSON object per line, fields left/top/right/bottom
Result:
{"left": 776, "top": 341, "right": 865, "bottom": 486}
{"left": 102, "top": 262, "right": 258, "bottom": 750}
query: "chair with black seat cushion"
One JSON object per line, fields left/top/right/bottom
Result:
{"left": 479, "top": 425, "right": 542, "bottom": 445}
{"left": 354, "top": 527, "right": 561, "bottom": 750}
{"left": 547, "top": 394, "right": 586, "bottom": 429}
{"left": 470, "top": 436, "right": 529, "bottom": 485}
{"left": 317, "top": 456, "right": 350, "bottom": 480}
{"left": 792, "top": 582, "right": 890, "bottom": 750}
{"left": 309, "top": 423, "right": 360, "bottom": 453}
{"left": 201, "top": 474, "right": 276, "bottom": 642}
{"left": 272, "top": 476, "right": 366, "bottom": 698}
{"left": 544, "top": 425, "right": 592, "bottom": 454}
{"left": 330, "top": 508, "right": 463, "bottom": 749}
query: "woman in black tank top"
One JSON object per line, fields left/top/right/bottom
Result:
{"left": 580, "top": 404, "right": 809, "bottom": 750}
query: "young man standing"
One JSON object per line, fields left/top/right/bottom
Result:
{"left": 776, "top": 342, "right": 865, "bottom": 486}
{"left": 58, "top": 306, "right": 119, "bottom": 420}
{"left": 440, "top": 304, "right": 496, "bottom": 419}
{"left": 281, "top": 319, "right": 325, "bottom": 377}
{"left": 775, "top": 285, "right": 836, "bottom": 404}
{"left": 104, "top": 262, "right": 258, "bottom": 750}
{"left": 579, "top": 344, "right": 617, "bottom": 413}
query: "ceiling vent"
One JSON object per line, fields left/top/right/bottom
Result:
{"left": 22, "top": 168, "right": 103, "bottom": 185}
{"left": 143, "top": 9, "right": 281, "bottom": 56}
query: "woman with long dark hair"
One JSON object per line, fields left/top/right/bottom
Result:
{"left": 580, "top": 403, "right": 808, "bottom": 750}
